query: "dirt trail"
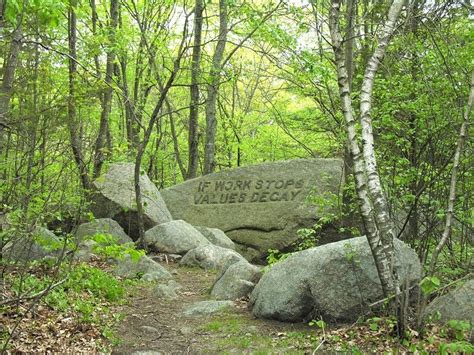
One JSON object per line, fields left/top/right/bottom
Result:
{"left": 112, "top": 261, "right": 314, "bottom": 354}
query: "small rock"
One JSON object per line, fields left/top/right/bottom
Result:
{"left": 113, "top": 254, "right": 172, "bottom": 281}
{"left": 180, "top": 244, "right": 245, "bottom": 271}
{"left": 179, "top": 326, "right": 193, "bottom": 335}
{"left": 140, "top": 325, "right": 160, "bottom": 335}
{"left": 144, "top": 220, "right": 210, "bottom": 255}
{"left": 155, "top": 280, "right": 180, "bottom": 300}
{"left": 150, "top": 254, "right": 182, "bottom": 263}
{"left": 247, "top": 326, "right": 258, "bottom": 333}
{"left": 183, "top": 300, "right": 234, "bottom": 317}
{"left": 73, "top": 240, "right": 98, "bottom": 262}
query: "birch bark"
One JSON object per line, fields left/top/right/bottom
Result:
{"left": 329, "top": 0, "right": 406, "bottom": 297}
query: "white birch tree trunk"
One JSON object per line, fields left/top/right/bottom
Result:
{"left": 329, "top": 0, "right": 406, "bottom": 297}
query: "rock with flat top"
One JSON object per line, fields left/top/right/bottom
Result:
{"left": 161, "top": 158, "right": 344, "bottom": 260}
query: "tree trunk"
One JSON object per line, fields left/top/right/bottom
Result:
{"left": 358, "top": 0, "right": 405, "bottom": 296}
{"left": 134, "top": 22, "right": 188, "bottom": 247}
{"left": 428, "top": 71, "right": 473, "bottom": 276}
{"left": 186, "top": 0, "right": 204, "bottom": 179}
{"left": 68, "top": 0, "right": 91, "bottom": 191}
{"left": 119, "top": 57, "right": 139, "bottom": 150}
{"left": 167, "top": 99, "right": 187, "bottom": 180}
{"left": 203, "top": 0, "right": 228, "bottom": 175}
{"left": 93, "top": 0, "right": 119, "bottom": 178}
{"left": 329, "top": 0, "right": 405, "bottom": 298}
{"left": 0, "top": 22, "right": 21, "bottom": 155}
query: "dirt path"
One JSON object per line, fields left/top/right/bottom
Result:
{"left": 112, "top": 261, "right": 316, "bottom": 354}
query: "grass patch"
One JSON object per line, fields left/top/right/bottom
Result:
{"left": 202, "top": 318, "right": 245, "bottom": 333}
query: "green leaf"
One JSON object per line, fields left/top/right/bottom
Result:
{"left": 420, "top": 276, "right": 441, "bottom": 296}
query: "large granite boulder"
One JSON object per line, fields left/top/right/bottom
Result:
{"left": 250, "top": 237, "right": 421, "bottom": 323}
{"left": 423, "top": 279, "right": 474, "bottom": 324}
{"left": 91, "top": 163, "right": 172, "bottom": 240}
{"left": 211, "top": 260, "right": 262, "bottom": 300}
{"left": 2, "top": 227, "right": 64, "bottom": 262}
{"left": 194, "top": 226, "right": 235, "bottom": 250}
{"left": 161, "top": 158, "right": 344, "bottom": 260}
{"left": 75, "top": 218, "right": 132, "bottom": 244}
{"left": 144, "top": 220, "right": 210, "bottom": 255}
{"left": 180, "top": 244, "right": 245, "bottom": 270}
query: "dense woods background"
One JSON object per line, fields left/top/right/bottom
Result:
{"left": 0, "top": 0, "right": 472, "bottom": 351}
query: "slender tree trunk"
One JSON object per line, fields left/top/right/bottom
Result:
{"left": 428, "top": 71, "right": 473, "bottom": 275}
{"left": 341, "top": 0, "right": 356, "bottom": 213}
{"left": 344, "top": 0, "right": 356, "bottom": 91}
{"left": 93, "top": 0, "right": 119, "bottom": 178}
{"left": 23, "top": 42, "right": 40, "bottom": 211}
{"left": 407, "top": 0, "right": 420, "bottom": 244}
{"left": 329, "top": 0, "right": 405, "bottom": 298}
{"left": 0, "top": 0, "right": 6, "bottom": 30}
{"left": 0, "top": 22, "right": 22, "bottom": 155}
{"left": 135, "top": 22, "right": 188, "bottom": 247}
{"left": 358, "top": 0, "right": 405, "bottom": 295}
{"left": 90, "top": 0, "right": 101, "bottom": 76}
{"left": 203, "top": 0, "right": 228, "bottom": 175}
{"left": 187, "top": 0, "right": 204, "bottom": 179}
{"left": 167, "top": 99, "right": 187, "bottom": 180}
{"left": 119, "top": 57, "right": 139, "bottom": 150}
{"left": 68, "top": 0, "right": 91, "bottom": 191}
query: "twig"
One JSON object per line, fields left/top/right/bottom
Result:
{"left": 369, "top": 272, "right": 472, "bottom": 308}
{"left": 369, "top": 284, "right": 417, "bottom": 308}
{"left": 312, "top": 317, "right": 326, "bottom": 354}
{"left": 0, "top": 278, "right": 67, "bottom": 306}
{"left": 313, "top": 339, "right": 325, "bottom": 354}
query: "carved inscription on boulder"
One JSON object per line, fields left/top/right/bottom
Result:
{"left": 161, "top": 158, "right": 344, "bottom": 261}
{"left": 194, "top": 179, "right": 305, "bottom": 205}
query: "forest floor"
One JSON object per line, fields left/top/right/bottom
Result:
{"left": 112, "top": 262, "right": 318, "bottom": 354}
{"left": 2, "top": 259, "right": 462, "bottom": 354}
{"left": 111, "top": 261, "right": 447, "bottom": 354}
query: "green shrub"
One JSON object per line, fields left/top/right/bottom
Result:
{"left": 85, "top": 233, "right": 145, "bottom": 262}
